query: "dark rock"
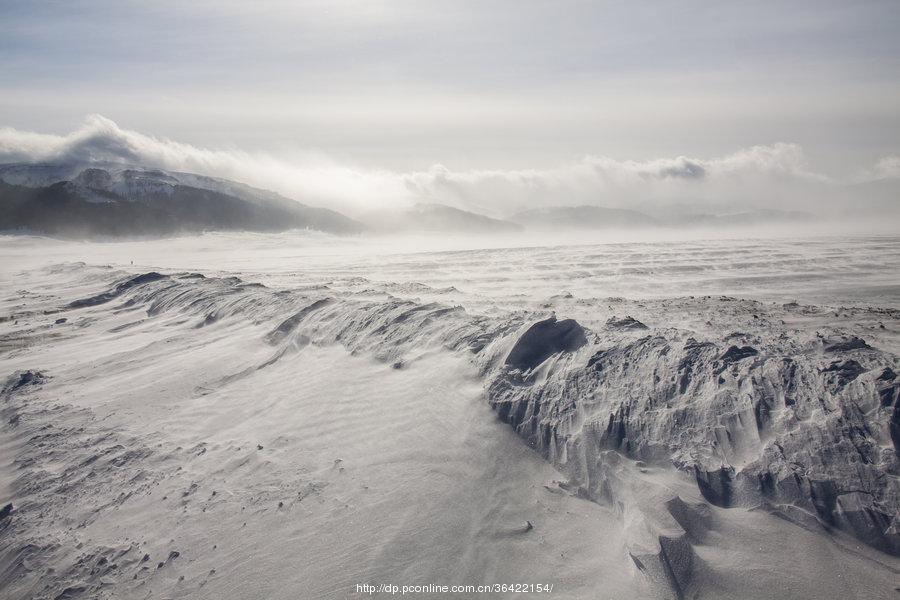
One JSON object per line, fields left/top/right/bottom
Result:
{"left": 587, "top": 348, "right": 610, "bottom": 370}
{"left": 876, "top": 368, "right": 899, "bottom": 407}
{"left": 877, "top": 367, "right": 897, "bottom": 382}
{"left": 505, "top": 317, "right": 587, "bottom": 371}
{"left": 820, "top": 360, "right": 866, "bottom": 386}
{"left": 718, "top": 345, "right": 758, "bottom": 364}
{"left": 0, "top": 502, "right": 13, "bottom": 520}
{"left": 825, "top": 337, "right": 871, "bottom": 352}
{"left": 3, "top": 371, "right": 45, "bottom": 396}
{"left": 676, "top": 340, "right": 715, "bottom": 394}
{"left": 605, "top": 405, "right": 631, "bottom": 450}
{"left": 694, "top": 466, "right": 735, "bottom": 506}
{"left": 606, "top": 316, "right": 649, "bottom": 330}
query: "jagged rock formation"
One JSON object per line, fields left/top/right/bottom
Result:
{"left": 488, "top": 321, "right": 900, "bottom": 558}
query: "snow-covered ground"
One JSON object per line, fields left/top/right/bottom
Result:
{"left": 1, "top": 232, "right": 898, "bottom": 599}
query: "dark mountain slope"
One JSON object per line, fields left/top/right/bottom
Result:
{"left": 0, "top": 164, "right": 362, "bottom": 237}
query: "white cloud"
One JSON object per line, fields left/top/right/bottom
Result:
{"left": 0, "top": 115, "right": 894, "bottom": 216}
{"left": 0, "top": 115, "right": 408, "bottom": 212}
{"left": 869, "top": 156, "right": 900, "bottom": 180}
{"left": 399, "top": 143, "right": 834, "bottom": 215}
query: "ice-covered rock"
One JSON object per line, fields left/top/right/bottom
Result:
{"left": 489, "top": 317, "right": 900, "bottom": 556}
{"left": 504, "top": 317, "right": 587, "bottom": 371}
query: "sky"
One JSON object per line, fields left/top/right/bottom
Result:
{"left": 0, "top": 0, "right": 899, "bottom": 215}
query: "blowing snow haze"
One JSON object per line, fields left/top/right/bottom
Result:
{"left": 0, "top": 115, "right": 898, "bottom": 237}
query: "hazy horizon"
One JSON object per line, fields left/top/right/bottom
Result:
{"left": 2, "top": 1, "right": 899, "bottom": 220}
{"left": 1, "top": 115, "right": 898, "bottom": 223}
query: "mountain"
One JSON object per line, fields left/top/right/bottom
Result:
{"left": 509, "top": 205, "right": 658, "bottom": 230}
{"left": 361, "top": 202, "right": 523, "bottom": 233}
{"left": 664, "top": 208, "right": 816, "bottom": 227}
{"left": 0, "top": 163, "right": 363, "bottom": 237}
{"left": 510, "top": 204, "right": 820, "bottom": 230}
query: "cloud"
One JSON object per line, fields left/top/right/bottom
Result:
{"left": 869, "top": 156, "right": 900, "bottom": 180}
{"left": 398, "top": 142, "right": 835, "bottom": 215}
{"left": 0, "top": 115, "right": 409, "bottom": 212}
{"left": 1, "top": 114, "right": 231, "bottom": 167}
{"left": 0, "top": 115, "right": 893, "bottom": 216}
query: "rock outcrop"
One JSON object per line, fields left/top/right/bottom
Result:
{"left": 488, "top": 319, "right": 900, "bottom": 557}
{"left": 504, "top": 317, "right": 587, "bottom": 371}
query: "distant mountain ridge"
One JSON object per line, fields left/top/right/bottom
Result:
{"left": 0, "top": 162, "right": 825, "bottom": 238}
{"left": 510, "top": 205, "right": 658, "bottom": 229}
{"left": 0, "top": 162, "right": 363, "bottom": 237}
{"left": 361, "top": 202, "right": 523, "bottom": 233}
{"left": 677, "top": 208, "right": 813, "bottom": 227}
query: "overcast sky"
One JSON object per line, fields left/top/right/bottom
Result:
{"left": 1, "top": 1, "right": 899, "bottom": 215}
{"left": 1, "top": 1, "right": 898, "bottom": 171}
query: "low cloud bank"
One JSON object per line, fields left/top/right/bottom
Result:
{"left": 1, "top": 115, "right": 896, "bottom": 218}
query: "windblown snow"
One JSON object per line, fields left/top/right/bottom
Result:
{"left": 1, "top": 232, "right": 898, "bottom": 599}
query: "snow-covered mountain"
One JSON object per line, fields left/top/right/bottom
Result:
{"left": 0, "top": 162, "right": 363, "bottom": 237}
